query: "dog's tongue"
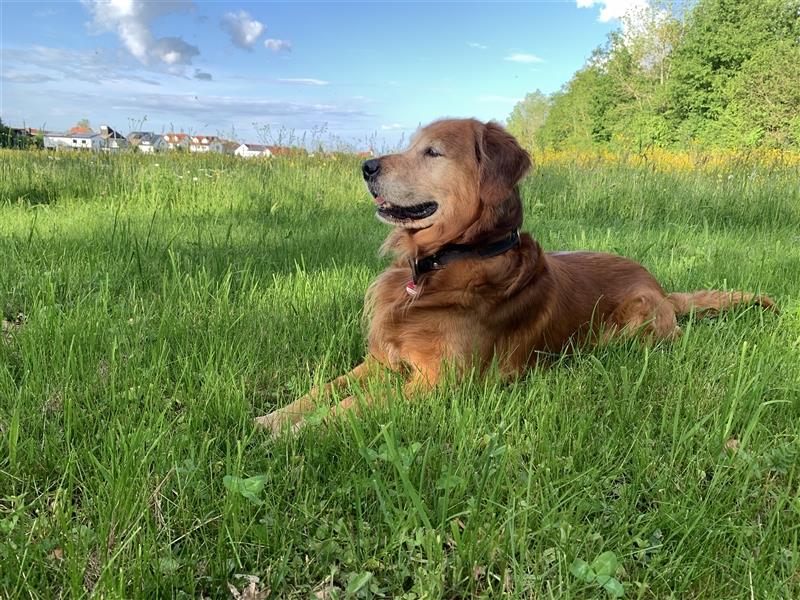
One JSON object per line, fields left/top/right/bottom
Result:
{"left": 374, "top": 196, "right": 386, "bottom": 206}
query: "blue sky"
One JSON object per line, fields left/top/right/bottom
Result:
{"left": 0, "top": 1, "right": 638, "bottom": 148}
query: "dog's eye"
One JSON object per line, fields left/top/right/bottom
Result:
{"left": 424, "top": 147, "right": 442, "bottom": 158}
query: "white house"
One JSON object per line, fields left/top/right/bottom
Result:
{"left": 43, "top": 125, "right": 127, "bottom": 152}
{"left": 128, "top": 132, "right": 167, "bottom": 153}
{"left": 163, "top": 133, "right": 189, "bottom": 150}
{"left": 189, "top": 135, "right": 219, "bottom": 153}
{"left": 99, "top": 125, "right": 127, "bottom": 152}
{"left": 44, "top": 131, "right": 103, "bottom": 151}
{"left": 234, "top": 143, "right": 272, "bottom": 158}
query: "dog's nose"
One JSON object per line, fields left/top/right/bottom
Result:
{"left": 362, "top": 158, "right": 380, "bottom": 180}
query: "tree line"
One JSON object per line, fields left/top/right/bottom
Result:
{"left": 507, "top": 0, "right": 800, "bottom": 151}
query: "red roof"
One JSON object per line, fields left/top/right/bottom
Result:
{"left": 191, "top": 135, "right": 218, "bottom": 144}
{"left": 266, "top": 145, "right": 304, "bottom": 156}
{"left": 164, "top": 133, "right": 189, "bottom": 142}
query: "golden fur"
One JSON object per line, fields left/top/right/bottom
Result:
{"left": 255, "top": 118, "right": 775, "bottom": 435}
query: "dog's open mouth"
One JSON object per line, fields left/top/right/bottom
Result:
{"left": 375, "top": 198, "right": 438, "bottom": 222}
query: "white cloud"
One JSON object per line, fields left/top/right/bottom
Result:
{"left": 468, "top": 42, "right": 488, "bottom": 49}
{"left": 478, "top": 95, "right": 522, "bottom": 104}
{"left": 96, "top": 92, "right": 369, "bottom": 122}
{"left": 264, "top": 38, "right": 292, "bottom": 52}
{"left": 504, "top": 53, "right": 544, "bottom": 64}
{"left": 2, "top": 71, "right": 58, "bottom": 84}
{"left": 220, "top": 10, "right": 265, "bottom": 50}
{"left": 82, "top": 0, "right": 198, "bottom": 66}
{"left": 277, "top": 78, "right": 329, "bottom": 86}
{"left": 151, "top": 37, "right": 199, "bottom": 65}
{"left": 381, "top": 123, "right": 404, "bottom": 130}
{"left": 3, "top": 45, "right": 162, "bottom": 85}
{"left": 576, "top": 0, "right": 648, "bottom": 22}
{"left": 193, "top": 69, "right": 212, "bottom": 81}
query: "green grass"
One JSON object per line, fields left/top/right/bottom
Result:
{"left": 1, "top": 149, "right": 799, "bottom": 598}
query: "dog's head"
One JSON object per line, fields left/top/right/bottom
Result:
{"left": 363, "top": 118, "right": 531, "bottom": 252}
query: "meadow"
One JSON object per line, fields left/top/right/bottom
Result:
{"left": 1, "top": 148, "right": 799, "bottom": 598}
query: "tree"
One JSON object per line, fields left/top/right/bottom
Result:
{"left": 719, "top": 40, "right": 800, "bottom": 148}
{"left": 0, "top": 118, "right": 12, "bottom": 148}
{"left": 621, "top": 0, "right": 687, "bottom": 86}
{"left": 507, "top": 91, "right": 551, "bottom": 151}
{"left": 667, "top": 0, "right": 800, "bottom": 144}
{"left": 68, "top": 118, "right": 93, "bottom": 137}
{"left": 537, "top": 65, "right": 613, "bottom": 149}
{"left": 513, "top": 0, "right": 800, "bottom": 150}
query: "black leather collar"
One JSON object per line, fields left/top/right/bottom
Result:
{"left": 409, "top": 229, "right": 521, "bottom": 284}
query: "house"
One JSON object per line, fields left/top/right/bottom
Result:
{"left": 265, "top": 145, "right": 303, "bottom": 157}
{"left": 189, "top": 135, "right": 219, "bottom": 153}
{"left": 163, "top": 133, "right": 189, "bottom": 150}
{"left": 44, "top": 131, "right": 103, "bottom": 151}
{"left": 234, "top": 143, "right": 272, "bottom": 158}
{"left": 100, "top": 125, "right": 127, "bottom": 152}
{"left": 217, "top": 140, "right": 239, "bottom": 155}
{"left": 128, "top": 132, "right": 166, "bottom": 153}
{"left": 43, "top": 124, "right": 127, "bottom": 152}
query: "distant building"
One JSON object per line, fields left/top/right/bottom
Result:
{"left": 189, "top": 135, "right": 219, "bottom": 153}
{"left": 266, "top": 145, "right": 303, "bottom": 157}
{"left": 218, "top": 140, "right": 239, "bottom": 155}
{"left": 43, "top": 124, "right": 126, "bottom": 152}
{"left": 44, "top": 131, "right": 103, "bottom": 151}
{"left": 99, "top": 125, "right": 127, "bottom": 152}
{"left": 163, "top": 133, "right": 189, "bottom": 150}
{"left": 128, "top": 132, "right": 167, "bottom": 153}
{"left": 234, "top": 143, "right": 272, "bottom": 158}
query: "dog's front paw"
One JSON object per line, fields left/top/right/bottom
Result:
{"left": 254, "top": 410, "right": 297, "bottom": 438}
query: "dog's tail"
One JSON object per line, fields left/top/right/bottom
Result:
{"left": 667, "top": 290, "right": 777, "bottom": 317}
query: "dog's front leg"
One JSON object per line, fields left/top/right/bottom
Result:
{"left": 254, "top": 358, "right": 384, "bottom": 436}
{"left": 403, "top": 362, "right": 440, "bottom": 397}
{"left": 324, "top": 357, "right": 441, "bottom": 425}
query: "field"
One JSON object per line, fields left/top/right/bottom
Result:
{"left": 1, "top": 149, "right": 799, "bottom": 598}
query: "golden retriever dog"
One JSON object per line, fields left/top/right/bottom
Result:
{"left": 255, "top": 118, "right": 775, "bottom": 435}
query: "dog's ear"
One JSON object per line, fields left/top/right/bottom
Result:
{"left": 477, "top": 121, "right": 531, "bottom": 207}
{"left": 460, "top": 121, "right": 531, "bottom": 242}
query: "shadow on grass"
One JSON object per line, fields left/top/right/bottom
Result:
{"left": 0, "top": 200, "right": 390, "bottom": 317}
{"left": 1, "top": 185, "right": 60, "bottom": 206}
